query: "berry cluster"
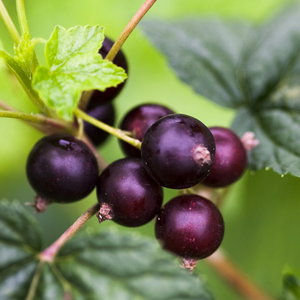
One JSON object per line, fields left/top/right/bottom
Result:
{"left": 26, "top": 38, "right": 249, "bottom": 268}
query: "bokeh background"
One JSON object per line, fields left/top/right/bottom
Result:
{"left": 0, "top": 0, "right": 299, "bottom": 299}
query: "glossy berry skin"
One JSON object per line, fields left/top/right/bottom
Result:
{"left": 119, "top": 103, "right": 174, "bottom": 157}
{"left": 26, "top": 133, "right": 99, "bottom": 203}
{"left": 97, "top": 157, "right": 163, "bottom": 227}
{"left": 90, "top": 36, "right": 128, "bottom": 105}
{"left": 202, "top": 127, "right": 247, "bottom": 188}
{"left": 155, "top": 194, "right": 224, "bottom": 260}
{"left": 84, "top": 101, "right": 115, "bottom": 146}
{"left": 141, "top": 114, "right": 215, "bottom": 189}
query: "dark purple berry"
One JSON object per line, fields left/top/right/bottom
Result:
{"left": 202, "top": 127, "right": 247, "bottom": 188}
{"left": 141, "top": 114, "right": 215, "bottom": 189}
{"left": 84, "top": 102, "right": 115, "bottom": 146}
{"left": 96, "top": 157, "right": 163, "bottom": 227}
{"left": 155, "top": 194, "right": 224, "bottom": 259}
{"left": 119, "top": 103, "right": 174, "bottom": 157}
{"left": 26, "top": 133, "right": 99, "bottom": 203}
{"left": 90, "top": 36, "right": 128, "bottom": 105}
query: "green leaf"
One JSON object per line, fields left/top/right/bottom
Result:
{"left": 0, "top": 200, "right": 213, "bottom": 300}
{"left": 14, "top": 33, "right": 44, "bottom": 79}
{"left": 32, "top": 25, "right": 127, "bottom": 121}
{"left": 0, "top": 200, "right": 43, "bottom": 300}
{"left": 140, "top": 19, "right": 251, "bottom": 108}
{"left": 54, "top": 230, "right": 213, "bottom": 300}
{"left": 282, "top": 267, "right": 300, "bottom": 300}
{"left": 141, "top": 5, "right": 300, "bottom": 177}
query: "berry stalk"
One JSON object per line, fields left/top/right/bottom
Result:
{"left": 74, "top": 108, "right": 141, "bottom": 149}
{"left": 40, "top": 203, "right": 100, "bottom": 262}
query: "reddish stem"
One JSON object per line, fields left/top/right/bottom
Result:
{"left": 40, "top": 203, "right": 100, "bottom": 262}
{"left": 206, "top": 250, "right": 274, "bottom": 300}
{"left": 105, "top": 0, "right": 157, "bottom": 62}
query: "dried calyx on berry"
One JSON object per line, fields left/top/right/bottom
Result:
{"left": 96, "top": 157, "right": 163, "bottom": 227}
{"left": 155, "top": 194, "right": 224, "bottom": 271}
{"left": 141, "top": 114, "right": 215, "bottom": 189}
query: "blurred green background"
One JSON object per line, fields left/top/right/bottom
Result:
{"left": 0, "top": 0, "right": 299, "bottom": 299}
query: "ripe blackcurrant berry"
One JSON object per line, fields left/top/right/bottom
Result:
{"left": 155, "top": 194, "right": 224, "bottom": 260}
{"left": 90, "top": 36, "right": 128, "bottom": 105}
{"left": 26, "top": 133, "right": 99, "bottom": 203}
{"left": 96, "top": 157, "right": 163, "bottom": 227}
{"left": 84, "top": 101, "right": 115, "bottom": 146}
{"left": 141, "top": 114, "right": 215, "bottom": 189}
{"left": 119, "top": 103, "right": 174, "bottom": 157}
{"left": 202, "top": 127, "right": 247, "bottom": 188}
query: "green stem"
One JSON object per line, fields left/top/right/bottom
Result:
{"left": 74, "top": 108, "right": 141, "bottom": 149}
{"left": 77, "top": 117, "right": 84, "bottom": 139}
{"left": 0, "top": 98, "right": 74, "bottom": 135}
{"left": 40, "top": 203, "right": 100, "bottom": 262}
{"left": 16, "top": 0, "right": 30, "bottom": 35}
{"left": 0, "top": 110, "right": 67, "bottom": 129}
{"left": 16, "top": 0, "right": 39, "bottom": 72}
{"left": 25, "top": 260, "right": 45, "bottom": 300}
{"left": 105, "top": 0, "right": 157, "bottom": 62}
{"left": 0, "top": 0, "right": 20, "bottom": 44}
{"left": 0, "top": 49, "right": 48, "bottom": 113}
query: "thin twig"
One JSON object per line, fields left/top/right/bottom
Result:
{"left": 79, "top": 0, "right": 157, "bottom": 111}
{"left": 206, "top": 250, "right": 275, "bottom": 300}
{"left": 0, "top": 99, "right": 72, "bottom": 134}
{"left": 40, "top": 203, "right": 100, "bottom": 262}
{"left": 105, "top": 0, "right": 157, "bottom": 62}
{"left": 0, "top": 110, "right": 68, "bottom": 129}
